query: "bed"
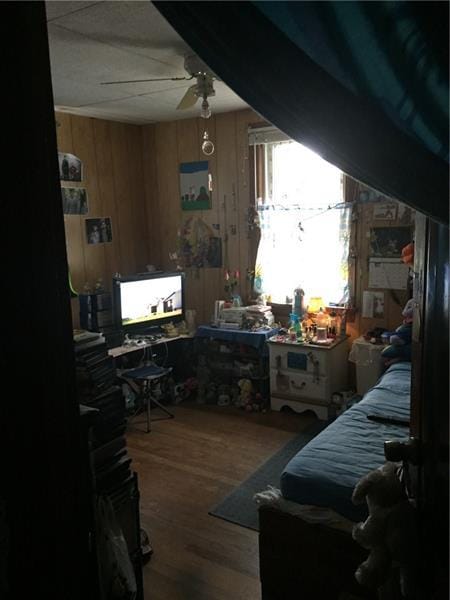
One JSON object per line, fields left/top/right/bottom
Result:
{"left": 257, "top": 362, "right": 411, "bottom": 599}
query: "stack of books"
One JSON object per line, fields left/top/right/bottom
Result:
{"left": 75, "top": 332, "right": 143, "bottom": 595}
{"left": 245, "top": 305, "right": 275, "bottom": 326}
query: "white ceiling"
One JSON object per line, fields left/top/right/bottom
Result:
{"left": 46, "top": 0, "right": 248, "bottom": 124}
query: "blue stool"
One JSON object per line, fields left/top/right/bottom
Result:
{"left": 119, "top": 364, "right": 174, "bottom": 433}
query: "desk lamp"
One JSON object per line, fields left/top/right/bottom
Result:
{"left": 307, "top": 296, "right": 324, "bottom": 315}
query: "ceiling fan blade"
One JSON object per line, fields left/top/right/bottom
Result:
{"left": 177, "top": 85, "right": 199, "bottom": 110}
{"left": 101, "top": 76, "right": 192, "bottom": 85}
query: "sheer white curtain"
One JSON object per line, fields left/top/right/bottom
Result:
{"left": 256, "top": 141, "right": 350, "bottom": 305}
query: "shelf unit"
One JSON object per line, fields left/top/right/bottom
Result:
{"left": 194, "top": 335, "right": 271, "bottom": 403}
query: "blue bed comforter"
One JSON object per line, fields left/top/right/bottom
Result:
{"left": 280, "top": 362, "right": 411, "bottom": 522}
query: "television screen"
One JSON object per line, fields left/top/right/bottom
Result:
{"left": 113, "top": 271, "right": 185, "bottom": 332}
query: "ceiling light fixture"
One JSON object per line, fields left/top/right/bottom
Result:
{"left": 200, "top": 95, "right": 212, "bottom": 119}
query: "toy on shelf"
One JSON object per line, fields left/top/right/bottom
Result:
{"left": 217, "top": 383, "right": 231, "bottom": 406}
{"left": 161, "top": 322, "right": 179, "bottom": 337}
{"left": 237, "top": 378, "right": 253, "bottom": 409}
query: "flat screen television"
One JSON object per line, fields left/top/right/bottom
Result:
{"left": 112, "top": 271, "right": 185, "bottom": 334}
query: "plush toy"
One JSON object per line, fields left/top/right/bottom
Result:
{"left": 205, "top": 382, "right": 218, "bottom": 404}
{"left": 196, "top": 355, "right": 210, "bottom": 403}
{"left": 237, "top": 378, "right": 253, "bottom": 408}
{"left": 182, "top": 377, "right": 197, "bottom": 400}
{"left": 231, "top": 385, "right": 241, "bottom": 406}
{"left": 388, "top": 323, "right": 412, "bottom": 346}
{"left": 352, "top": 462, "right": 418, "bottom": 596}
{"left": 161, "top": 322, "right": 179, "bottom": 337}
{"left": 381, "top": 299, "right": 414, "bottom": 366}
{"left": 401, "top": 242, "right": 414, "bottom": 266}
{"left": 217, "top": 383, "right": 231, "bottom": 406}
{"left": 401, "top": 298, "right": 414, "bottom": 323}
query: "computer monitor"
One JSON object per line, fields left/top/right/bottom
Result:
{"left": 112, "top": 271, "right": 185, "bottom": 334}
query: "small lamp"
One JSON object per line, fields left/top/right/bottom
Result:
{"left": 307, "top": 296, "right": 324, "bottom": 314}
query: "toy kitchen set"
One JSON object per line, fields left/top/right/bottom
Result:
{"left": 267, "top": 299, "right": 350, "bottom": 420}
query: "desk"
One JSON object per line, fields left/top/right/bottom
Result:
{"left": 108, "top": 334, "right": 192, "bottom": 359}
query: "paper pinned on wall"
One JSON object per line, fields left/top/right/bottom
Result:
{"left": 368, "top": 258, "right": 409, "bottom": 290}
{"left": 362, "top": 291, "right": 385, "bottom": 318}
{"left": 362, "top": 291, "right": 374, "bottom": 318}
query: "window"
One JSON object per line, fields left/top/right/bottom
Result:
{"left": 251, "top": 131, "right": 350, "bottom": 307}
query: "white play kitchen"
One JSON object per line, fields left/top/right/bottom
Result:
{"left": 268, "top": 336, "right": 349, "bottom": 420}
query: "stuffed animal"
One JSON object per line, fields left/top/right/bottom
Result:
{"left": 381, "top": 299, "right": 414, "bottom": 366}
{"left": 196, "top": 355, "right": 210, "bottom": 403}
{"left": 217, "top": 383, "right": 231, "bottom": 406}
{"left": 237, "top": 378, "right": 253, "bottom": 408}
{"left": 352, "top": 462, "right": 418, "bottom": 596}
{"left": 401, "top": 298, "right": 414, "bottom": 323}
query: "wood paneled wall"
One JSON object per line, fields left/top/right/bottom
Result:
{"left": 57, "top": 107, "right": 411, "bottom": 336}
{"left": 56, "top": 112, "right": 149, "bottom": 327}
{"left": 347, "top": 191, "right": 415, "bottom": 341}
{"left": 142, "top": 109, "right": 261, "bottom": 325}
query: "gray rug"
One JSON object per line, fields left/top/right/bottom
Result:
{"left": 209, "top": 420, "right": 328, "bottom": 531}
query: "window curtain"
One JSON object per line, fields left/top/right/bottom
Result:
{"left": 153, "top": 1, "right": 448, "bottom": 225}
{"left": 255, "top": 142, "right": 350, "bottom": 305}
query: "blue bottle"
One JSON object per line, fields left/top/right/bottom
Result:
{"left": 289, "top": 313, "right": 303, "bottom": 342}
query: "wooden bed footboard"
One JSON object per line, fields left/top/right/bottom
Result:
{"left": 258, "top": 505, "right": 376, "bottom": 600}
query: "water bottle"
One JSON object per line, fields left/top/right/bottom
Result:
{"left": 293, "top": 286, "right": 305, "bottom": 320}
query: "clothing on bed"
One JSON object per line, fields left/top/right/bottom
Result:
{"left": 280, "top": 362, "right": 411, "bottom": 522}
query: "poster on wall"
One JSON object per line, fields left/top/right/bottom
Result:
{"left": 62, "top": 187, "right": 88, "bottom": 214}
{"left": 369, "top": 227, "right": 412, "bottom": 258}
{"left": 85, "top": 217, "right": 113, "bottom": 245}
{"left": 362, "top": 290, "right": 385, "bottom": 318}
{"left": 368, "top": 258, "right": 409, "bottom": 290}
{"left": 373, "top": 202, "right": 397, "bottom": 220}
{"left": 179, "top": 161, "right": 211, "bottom": 211}
{"left": 178, "top": 217, "right": 222, "bottom": 267}
{"left": 58, "top": 152, "right": 83, "bottom": 182}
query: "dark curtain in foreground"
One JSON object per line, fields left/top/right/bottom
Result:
{"left": 154, "top": 1, "right": 448, "bottom": 225}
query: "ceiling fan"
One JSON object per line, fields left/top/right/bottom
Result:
{"left": 101, "top": 53, "right": 218, "bottom": 116}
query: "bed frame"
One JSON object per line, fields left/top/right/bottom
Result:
{"left": 258, "top": 505, "right": 377, "bottom": 599}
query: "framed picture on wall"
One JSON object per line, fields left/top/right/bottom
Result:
{"left": 85, "top": 217, "right": 113, "bottom": 245}
{"left": 62, "top": 187, "right": 88, "bottom": 215}
{"left": 369, "top": 226, "right": 412, "bottom": 258}
{"left": 180, "top": 161, "right": 211, "bottom": 210}
{"left": 58, "top": 152, "right": 83, "bottom": 182}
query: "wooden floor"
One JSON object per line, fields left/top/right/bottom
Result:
{"left": 126, "top": 402, "right": 316, "bottom": 600}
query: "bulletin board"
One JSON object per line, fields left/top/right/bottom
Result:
{"left": 352, "top": 189, "right": 415, "bottom": 334}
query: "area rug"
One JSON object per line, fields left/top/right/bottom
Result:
{"left": 209, "top": 419, "right": 328, "bottom": 531}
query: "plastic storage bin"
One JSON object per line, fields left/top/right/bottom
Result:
{"left": 348, "top": 336, "right": 385, "bottom": 396}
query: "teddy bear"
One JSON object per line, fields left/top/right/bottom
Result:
{"left": 381, "top": 299, "right": 414, "bottom": 367}
{"left": 237, "top": 378, "right": 253, "bottom": 409}
{"left": 351, "top": 461, "right": 418, "bottom": 596}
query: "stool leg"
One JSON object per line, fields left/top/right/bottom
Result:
{"left": 146, "top": 383, "right": 151, "bottom": 433}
